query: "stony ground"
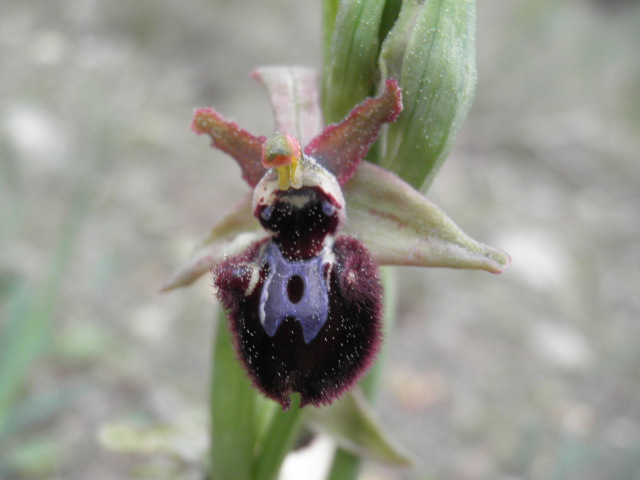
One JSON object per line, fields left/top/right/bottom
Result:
{"left": 2, "top": 0, "right": 639, "bottom": 479}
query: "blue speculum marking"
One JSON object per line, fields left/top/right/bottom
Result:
{"left": 259, "top": 242, "right": 330, "bottom": 344}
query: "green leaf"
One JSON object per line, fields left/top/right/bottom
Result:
{"left": 345, "top": 162, "right": 510, "bottom": 273}
{"left": 379, "top": 0, "right": 477, "bottom": 191}
{"left": 326, "top": 449, "right": 362, "bottom": 480}
{"left": 322, "top": 0, "right": 387, "bottom": 125}
{"left": 306, "top": 390, "right": 412, "bottom": 467}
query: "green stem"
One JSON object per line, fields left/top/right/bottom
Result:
{"left": 327, "top": 449, "right": 362, "bottom": 480}
{"left": 252, "top": 396, "right": 304, "bottom": 480}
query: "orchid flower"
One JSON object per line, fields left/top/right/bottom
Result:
{"left": 162, "top": 68, "right": 509, "bottom": 410}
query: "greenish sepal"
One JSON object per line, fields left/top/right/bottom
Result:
{"left": 306, "top": 390, "right": 412, "bottom": 466}
{"left": 345, "top": 162, "right": 510, "bottom": 273}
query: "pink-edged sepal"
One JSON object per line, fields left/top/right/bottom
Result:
{"left": 304, "top": 79, "right": 402, "bottom": 185}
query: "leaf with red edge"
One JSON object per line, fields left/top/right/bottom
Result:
{"left": 304, "top": 79, "right": 402, "bottom": 185}
{"left": 192, "top": 108, "right": 266, "bottom": 187}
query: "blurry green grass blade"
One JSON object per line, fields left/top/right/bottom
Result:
{"left": 0, "top": 435, "right": 62, "bottom": 478}
{"left": 251, "top": 395, "right": 303, "bottom": 480}
{"left": 0, "top": 204, "right": 84, "bottom": 430}
{"left": 0, "top": 382, "right": 84, "bottom": 443}
{"left": 0, "top": 151, "right": 24, "bottom": 246}
{"left": 0, "top": 151, "right": 92, "bottom": 430}
{"left": 307, "top": 390, "right": 411, "bottom": 467}
{"left": 322, "top": 0, "right": 387, "bottom": 125}
{"left": 254, "top": 393, "right": 278, "bottom": 443}
{"left": 379, "top": 0, "right": 477, "bottom": 191}
{"left": 0, "top": 282, "right": 63, "bottom": 422}
{"left": 209, "top": 312, "right": 258, "bottom": 480}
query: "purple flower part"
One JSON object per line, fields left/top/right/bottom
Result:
{"left": 304, "top": 79, "right": 403, "bottom": 185}
{"left": 192, "top": 108, "right": 267, "bottom": 187}
{"left": 258, "top": 242, "right": 329, "bottom": 344}
{"left": 214, "top": 235, "right": 382, "bottom": 410}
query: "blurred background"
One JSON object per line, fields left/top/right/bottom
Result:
{"left": 1, "top": 0, "right": 639, "bottom": 479}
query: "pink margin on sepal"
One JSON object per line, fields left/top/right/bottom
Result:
{"left": 304, "top": 79, "right": 403, "bottom": 185}
{"left": 192, "top": 108, "right": 267, "bottom": 187}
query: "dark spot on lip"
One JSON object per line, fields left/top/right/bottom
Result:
{"left": 287, "top": 274, "right": 304, "bottom": 303}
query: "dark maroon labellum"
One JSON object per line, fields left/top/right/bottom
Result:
{"left": 199, "top": 82, "right": 403, "bottom": 409}
{"left": 214, "top": 184, "right": 382, "bottom": 409}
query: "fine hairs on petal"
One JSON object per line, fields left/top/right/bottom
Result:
{"left": 192, "top": 108, "right": 267, "bottom": 187}
{"left": 304, "top": 79, "right": 403, "bottom": 185}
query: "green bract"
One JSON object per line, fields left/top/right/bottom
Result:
{"left": 322, "top": 0, "right": 387, "bottom": 125}
{"left": 323, "top": 0, "right": 477, "bottom": 191}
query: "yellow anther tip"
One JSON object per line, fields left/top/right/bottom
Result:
{"left": 261, "top": 132, "right": 303, "bottom": 190}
